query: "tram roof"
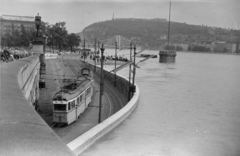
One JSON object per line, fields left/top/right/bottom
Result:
{"left": 53, "top": 76, "right": 92, "bottom": 102}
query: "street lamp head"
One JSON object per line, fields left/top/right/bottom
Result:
{"left": 35, "top": 13, "right": 41, "bottom": 29}
{"left": 133, "top": 44, "right": 136, "bottom": 50}
{"left": 100, "top": 43, "right": 105, "bottom": 52}
{"left": 35, "top": 13, "right": 41, "bottom": 38}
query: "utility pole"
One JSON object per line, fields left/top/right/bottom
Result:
{"left": 98, "top": 43, "right": 105, "bottom": 123}
{"left": 79, "top": 37, "right": 81, "bottom": 54}
{"left": 83, "top": 38, "right": 86, "bottom": 62}
{"left": 94, "top": 38, "right": 97, "bottom": 71}
{"left": 114, "top": 40, "right": 117, "bottom": 87}
{"left": 98, "top": 41, "right": 100, "bottom": 62}
{"left": 167, "top": 1, "right": 172, "bottom": 50}
{"left": 128, "top": 42, "right": 132, "bottom": 101}
{"left": 132, "top": 45, "right": 136, "bottom": 91}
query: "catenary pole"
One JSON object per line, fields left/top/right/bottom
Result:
{"left": 98, "top": 44, "right": 105, "bottom": 123}
{"left": 83, "top": 38, "right": 86, "bottom": 62}
{"left": 114, "top": 40, "right": 117, "bottom": 87}
{"left": 132, "top": 45, "right": 136, "bottom": 89}
{"left": 128, "top": 42, "right": 132, "bottom": 101}
{"left": 167, "top": 1, "right": 171, "bottom": 49}
{"left": 94, "top": 38, "right": 97, "bottom": 71}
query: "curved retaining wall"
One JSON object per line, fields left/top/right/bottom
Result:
{"left": 0, "top": 56, "right": 74, "bottom": 156}
{"left": 67, "top": 61, "right": 140, "bottom": 155}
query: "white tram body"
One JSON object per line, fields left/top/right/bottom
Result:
{"left": 52, "top": 68, "right": 93, "bottom": 125}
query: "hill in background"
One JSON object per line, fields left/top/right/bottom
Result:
{"left": 81, "top": 18, "right": 240, "bottom": 49}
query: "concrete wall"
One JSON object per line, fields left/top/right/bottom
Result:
{"left": 17, "top": 56, "right": 40, "bottom": 108}
{"left": 67, "top": 61, "right": 140, "bottom": 155}
{"left": 93, "top": 64, "right": 130, "bottom": 99}
{"left": 0, "top": 55, "right": 74, "bottom": 156}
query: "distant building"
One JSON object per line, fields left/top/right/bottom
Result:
{"left": 173, "top": 43, "right": 189, "bottom": 51}
{"left": 214, "top": 42, "right": 237, "bottom": 53}
{"left": 1, "top": 15, "right": 35, "bottom": 34}
{"left": 208, "top": 28, "right": 215, "bottom": 35}
{"left": 152, "top": 18, "right": 167, "bottom": 22}
{"left": 0, "top": 15, "right": 35, "bottom": 48}
{"left": 160, "top": 35, "right": 167, "bottom": 40}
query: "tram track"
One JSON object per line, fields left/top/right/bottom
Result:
{"left": 49, "top": 55, "right": 128, "bottom": 143}
{"left": 63, "top": 57, "right": 123, "bottom": 117}
{"left": 58, "top": 57, "right": 114, "bottom": 120}
{"left": 64, "top": 58, "right": 114, "bottom": 117}
{"left": 71, "top": 58, "right": 125, "bottom": 115}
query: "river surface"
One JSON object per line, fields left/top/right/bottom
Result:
{"left": 82, "top": 50, "right": 240, "bottom": 156}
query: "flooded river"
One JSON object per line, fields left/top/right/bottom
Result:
{"left": 82, "top": 51, "right": 240, "bottom": 156}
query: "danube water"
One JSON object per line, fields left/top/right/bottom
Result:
{"left": 83, "top": 50, "right": 240, "bottom": 156}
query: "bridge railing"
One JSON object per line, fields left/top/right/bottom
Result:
{"left": 0, "top": 55, "right": 74, "bottom": 156}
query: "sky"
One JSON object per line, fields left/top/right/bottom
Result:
{"left": 1, "top": 0, "right": 240, "bottom": 33}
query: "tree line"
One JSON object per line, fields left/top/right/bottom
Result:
{"left": 2, "top": 21, "right": 81, "bottom": 52}
{"left": 82, "top": 18, "right": 240, "bottom": 49}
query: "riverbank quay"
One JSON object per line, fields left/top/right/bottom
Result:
{"left": 176, "top": 50, "right": 240, "bottom": 55}
{"left": 67, "top": 56, "right": 140, "bottom": 155}
{"left": 38, "top": 55, "right": 128, "bottom": 144}
{"left": 0, "top": 55, "right": 74, "bottom": 156}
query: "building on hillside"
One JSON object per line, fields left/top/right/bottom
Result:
{"left": 172, "top": 43, "right": 189, "bottom": 51}
{"left": 0, "top": 15, "right": 35, "bottom": 48}
{"left": 152, "top": 18, "right": 167, "bottom": 22}
{"left": 160, "top": 35, "right": 167, "bottom": 40}
{"left": 208, "top": 28, "right": 215, "bottom": 35}
{"left": 214, "top": 42, "right": 237, "bottom": 53}
{"left": 188, "top": 41, "right": 237, "bottom": 53}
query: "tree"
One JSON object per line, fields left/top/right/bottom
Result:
{"left": 67, "top": 33, "right": 81, "bottom": 52}
{"left": 3, "top": 23, "right": 36, "bottom": 49}
{"left": 165, "top": 45, "right": 175, "bottom": 50}
{"left": 48, "top": 22, "right": 68, "bottom": 51}
{"left": 187, "top": 45, "right": 192, "bottom": 51}
{"left": 176, "top": 46, "right": 183, "bottom": 51}
{"left": 223, "top": 47, "right": 228, "bottom": 53}
{"left": 20, "top": 24, "right": 29, "bottom": 47}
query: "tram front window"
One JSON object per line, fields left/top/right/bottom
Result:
{"left": 54, "top": 104, "right": 66, "bottom": 111}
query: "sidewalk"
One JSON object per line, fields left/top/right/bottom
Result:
{"left": 83, "top": 56, "right": 128, "bottom": 66}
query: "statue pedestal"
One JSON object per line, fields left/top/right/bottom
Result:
{"left": 32, "top": 40, "right": 46, "bottom": 89}
{"left": 32, "top": 40, "right": 44, "bottom": 54}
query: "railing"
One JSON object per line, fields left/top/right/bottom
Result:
{"left": 0, "top": 55, "right": 74, "bottom": 156}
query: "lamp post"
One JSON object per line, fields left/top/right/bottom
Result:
{"left": 34, "top": 13, "right": 46, "bottom": 89}
{"left": 43, "top": 34, "right": 48, "bottom": 53}
{"left": 132, "top": 45, "right": 136, "bottom": 92}
{"left": 35, "top": 13, "right": 41, "bottom": 38}
{"left": 98, "top": 43, "right": 105, "bottom": 123}
{"left": 114, "top": 41, "right": 117, "bottom": 87}
{"left": 128, "top": 42, "right": 132, "bottom": 101}
{"left": 83, "top": 37, "right": 86, "bottom": 62}
{"left": 94, "top": 38, "right": 97, "bottom": 71}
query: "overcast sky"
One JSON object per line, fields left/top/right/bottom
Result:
{"left": 1, "top": 0, "right": 240, "bottom": 33}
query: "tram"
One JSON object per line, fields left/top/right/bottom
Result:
{"left": 52, "top": 67, "right": 93, "bottom": 125}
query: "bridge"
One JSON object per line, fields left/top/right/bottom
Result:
{"left": 81, "top": 35, "right": 133, "bottom": 50}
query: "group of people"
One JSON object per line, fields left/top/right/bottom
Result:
{"left": 0, "top": 49, "right": 15, "bottom": 62}
{"left": 107, "top": 55, "right": 129, "bottom": 62}
{"left": 88, "top": 55, "right": 129, "bottom": 62}
{"left": 0, "top": 48, "right": 30, "bottom": 63}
